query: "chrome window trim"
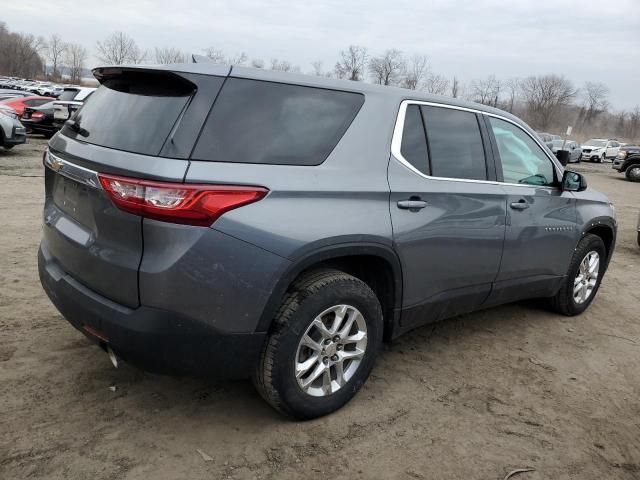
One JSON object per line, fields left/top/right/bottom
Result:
{"left": 390, "top": 100, "right": 563, "bottom": 189}
{"left": 44, "top": 150, "right": 102, "bottom": 189}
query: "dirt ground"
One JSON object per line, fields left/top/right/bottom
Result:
{"left": 1, "top": 137, "right": 639, "bottom": 480}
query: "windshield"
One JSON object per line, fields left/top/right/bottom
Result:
{"left": 585, "top": 139, "right": 606, "bottom": 147}
{"left": 552, "top": 139, "right": 565, "bottom": 147}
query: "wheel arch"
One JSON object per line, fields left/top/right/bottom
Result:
{"left": 622, "top": 157, "right": 640, "bottom": 173}
{"left": 256, "top": 243, "right": 403, "bottom": 341}
{"left": 581, "top": 217, "right": 616, "bottom": 267}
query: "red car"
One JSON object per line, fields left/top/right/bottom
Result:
{"left": 0, "top": 96, "right": 52, "bottom": 118}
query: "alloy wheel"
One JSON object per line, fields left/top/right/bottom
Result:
{"left": 573, "top": 251, "right": 600, "bottom": 304}
{"left": 627, "top": 166, "right": 640, "bottom": 181}
{"left": 294, "top": 304, "right": 368, "bottom": 397}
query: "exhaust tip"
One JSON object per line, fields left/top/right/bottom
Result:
{"left": 107, "top": 346, "right": 118, "bottom": 369}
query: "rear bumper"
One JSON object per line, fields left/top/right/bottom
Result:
{"left": 2, "top": 124, "right": 27, "bottom": 145}
{"left": 22, "top": 119, "right": 56, "bottom": 135}
{"left": 38, "top": 245, "right": 266, "bottom": 378}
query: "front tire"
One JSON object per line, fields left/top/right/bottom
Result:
{"left": 600, "top": 154, "right": 606, "bottom": 163}
{"left": 549, "top": 234, "right": 606, "bottom": 316}
{"left": 625, "top": 165, "right": 640, "bottom": 182}
{"left": 253, "top": 269, "right": 383, "bottom": 419}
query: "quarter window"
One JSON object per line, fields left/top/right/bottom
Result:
{"left": 488, "top": 117, "right": 556, "bottom": 186}
{"left": 192, "top": 79, "right": 364, "bottom": 166}
{"left": 400, "top": 104, "right": 429, "bottom": 174}
{"left": 421, "top": 106, "right": 487, "bottom": 180}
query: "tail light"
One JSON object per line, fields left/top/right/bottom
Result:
{"left": 31, "top": 111, "right": 44, "bottom": 119}
{"left": 98, "top": 173, "right": 268, "bottom": 227}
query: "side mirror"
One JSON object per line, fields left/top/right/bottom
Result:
{"left": 556, "top": 150, "right": 570, "bottom": 166}
{"left": 562, "top": 170, "right": 587, "bottom": 192}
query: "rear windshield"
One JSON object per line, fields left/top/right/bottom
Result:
{"left": 61, "top": 72, "right": 193, "bottom": 155}
{"left": 58, "top": 90, "right": 79, "bottom": 101}
{"left": 191, "top": 78, "right": 364, "bottom": 165}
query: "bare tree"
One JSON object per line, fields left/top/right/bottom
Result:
{"left": 520, "top": 74, "right": 577, "bottom": 130}
{"left": 65, "top": 43, "right": 87, "bottom": 84}
{"left": 424, "top": 73, "right": 449, "bottom": 95}
{"left": 503, "top": 77, "right": 520, "bottom": 113}
{"left": 312, "top": 60, "right": 324, "bottom": 76}
{"left": 627, "top": 106, "right": 640, "bottom": 140}
{"left": 581, "top": 81, "right": 610, "bottom": 127}
{"left": 270, "top": 58, "right": 291, "bottom": 71}
{"left": 368, "top": 49, "right": 405, "bottom": 86}
{"left": 96, "top": 32, "right": 146, "bottom": 65}
{"left": 203, "top": 47, "right": 226, "bottom": 64}
{"left": 251, "top": 58, "right": 265, "bottom": 69}
{"left": 228, "top": 52, "right": 248, "bottom": 66}
{"left": 470, "top": 75, "right": 501, "bottom": 106}
{"left": 154, "top": 47, "right": 186, "bottom": 64}
{"left": 334, "top": 45, "right": 367, "bottom": 81}
{"left": 0, "top": 23, "right": 45, "bottom": 78}
{"left": 402, "top": 54, "right": 429, "bottom": 90}
{"left": 450, "top": 76, "right": 460, "bottom": 98}
{"left": 46, "top": 34, "right": 65, "bottom": 79}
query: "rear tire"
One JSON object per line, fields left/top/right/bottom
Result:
{"left": 253, "top": 269, "right": 383, "bottom": 419}
{"left": 625, "top": 165, "right": 640, "bottom": 182}
{"left": 3, "top": 145, "right": 14, "bottom": 150}
{"left": 549, "top": 234, "right": 606, "bottom": 316}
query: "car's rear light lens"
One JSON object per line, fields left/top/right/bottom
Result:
{"left": 31, "top": 111, "right": 44, "bottom": 118}
{"left": 98, "top": 173, "right": 268, "bottom": 227}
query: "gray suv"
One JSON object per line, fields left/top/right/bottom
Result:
{"left": 39, "top": 65, "right": 617, "bottom": 419}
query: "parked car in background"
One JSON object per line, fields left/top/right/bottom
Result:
{"left": 39, "top": 65, "right": 617, "bottom": 419}
{"left": 0, "top": 89, "right": 32, "bottom": 101}
{"left": 581, "top": 139, "right": 621, "bottom": 162}
{"left": 40, "top": 85, "right": 64, "bottom": 97}
{"left": 0, "top": 105, "right": 27, "bottom": 150}
{"left": 613, "top": 144, "right": 640, "bottom": 182}
{"left": 536, "top": 131, "right": 555, "bottom": 149}
{"left": 52, "top": 87, "right": 96, "bottom": 128}
{"left": 0, "top": 96, "right": 54, "bottom": 118}
{"left": 21, "top": 101, "right": 56, "bottom": 138}
{"left": 551, "top": 139, "right": 582, "bottom": 163}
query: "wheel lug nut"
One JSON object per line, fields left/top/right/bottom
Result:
{"left": 331, "top": 355, "right": 339, "bottom": 361}
{"left": 336, "top": 344, "right": 343, "bottom": 350}
{"left": 324, "top": 339, "right": 332, "bottom": 345}
{"left": 333, "top": 336, "right": 340, "bottom": 342}
{"left": 323, "top": 357, "right": 329, "bottom": 365}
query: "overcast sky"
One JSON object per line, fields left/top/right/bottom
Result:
{"left": 3, "top": 0, "right": 640, "bottom": 109}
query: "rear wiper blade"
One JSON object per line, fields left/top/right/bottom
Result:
{"left": 65, "top": 119, "right": 89, "bottom": 137}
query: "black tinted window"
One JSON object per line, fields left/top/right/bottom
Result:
{"left": 421, "top": 106, "right": 487, "bottom": 180}
{"left": 400, "top": 104, "right": 429, "bottom": 174}
{"left": 61, "top": 72, "right": 193, "bottom": 156}
{"left": 58, "top": 90, "right": 79, "bottom": 101}
{"left": 192, "top": 79, "right": 364, "bottom": 165}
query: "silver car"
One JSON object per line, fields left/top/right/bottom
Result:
{"left": 551, "top": 139, "right": 582, "bottom": 163}
{"left": 0, "top": 106, "right": 26, "bottom": 150}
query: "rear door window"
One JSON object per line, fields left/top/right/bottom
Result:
{"left": 421, "top": 106, "right": 487, "bottom": 180}
{"left": 400, "top": 104, "right": 429, "bottom": 174}
{"left": 192, "top": 79, "right": 364, "bottom": 165}
{"left": 61, "top": 71, "right": 194, "bottom": 156}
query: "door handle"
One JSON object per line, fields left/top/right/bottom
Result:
{"left": 397, "top": 199, "right": 428, "bottom": 210}
{"left": 510, "top": 200, "right": 530, "bottom": 210}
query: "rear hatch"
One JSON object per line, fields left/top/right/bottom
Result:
{"left": 43, "top": 69, "right": 200, "bottom": 307}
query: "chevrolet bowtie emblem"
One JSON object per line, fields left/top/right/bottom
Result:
{"left": 50, "top": 155, "right": 63, "bottom": 172}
